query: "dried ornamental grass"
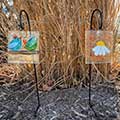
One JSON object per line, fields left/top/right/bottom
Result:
{"left": 0, "top": 0, "right": 120, "bottom": 88}
{"left": 0, "top": 64, "right": 21, "bottom": 85}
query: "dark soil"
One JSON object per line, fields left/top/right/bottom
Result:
{"left": 0, "top": 83, "right": 120, "bottom": 120}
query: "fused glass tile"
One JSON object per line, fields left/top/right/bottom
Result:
{"left": 7, "top": 31, "right": 39, "bottom": 64}
{"left": 85, "top": 30, "right": 113, "bottom": 64}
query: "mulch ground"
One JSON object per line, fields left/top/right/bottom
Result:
{"left": 0, "top": 83, "right": 120, "bottom": 120}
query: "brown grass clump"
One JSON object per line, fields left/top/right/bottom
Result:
{"left": 0, "top": 64, "right": 21, "bottom": 85}
{"left": 0, "top": 0, "right": 120, "bottom": 89}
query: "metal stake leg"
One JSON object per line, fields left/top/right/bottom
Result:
{"left": 89, "top": 64, "right": 92, "bottom": 107}
{"left": 33, "top": 64, "right": 40, "bottom": 117}
{"left": 89, "top": 64, "right": 98, "bottom": 117}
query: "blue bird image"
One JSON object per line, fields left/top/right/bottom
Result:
{"left": 8, "top": 37, "right": 22, "bottom": 52}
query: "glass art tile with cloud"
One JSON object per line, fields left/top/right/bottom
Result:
{"left": 7, "top": 31, "right": 39, "bottom": 64}
{"left": 85, "top": 30, "right": 113, "bottom": 64}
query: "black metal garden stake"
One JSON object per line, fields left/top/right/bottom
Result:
{"left": 89, "top": 9, "right": 103, "bottom": 117}
{"left": 19, "top": 10, "right": 40, "bottom": 117}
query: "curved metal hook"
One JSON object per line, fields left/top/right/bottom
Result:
{"left": 90, "top": 9, "right": 103, "bottom": 30}
{"left": 19, "top": 10, "right": 31, "bottom": 34}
